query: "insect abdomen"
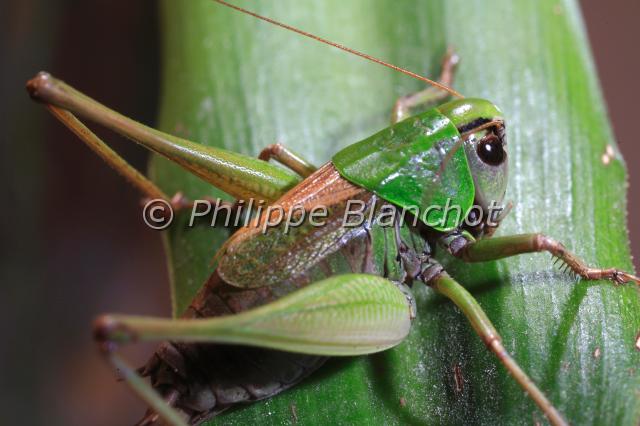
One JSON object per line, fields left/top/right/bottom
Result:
{"left": 140, "top": 271, "right": 327, "bottom": 423}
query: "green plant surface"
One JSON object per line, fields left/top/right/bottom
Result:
{"left": 150, "top": 0, "right": 640, "bottom": 424}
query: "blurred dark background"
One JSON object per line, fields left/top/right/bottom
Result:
{"left": 0, "top": 1, "right": 638, "bottom": 425}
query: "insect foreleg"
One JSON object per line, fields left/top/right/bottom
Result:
{"left": 427, "top": 271, "right": 567, "bottom": 426}
{"left": 391, "top": 48, "right": 459, "bottom": 124}
{"left": 445, "top": 233, "right": 640, "bottom": 285}
{"left": 258, "top": 143, "right": 317, "bottom": 177}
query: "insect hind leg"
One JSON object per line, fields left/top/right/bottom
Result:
{"left": 174, "top": 142, "right": 318, "bottom": 214}
{"left": 391, "top": 48, "right": 460, "bottom": 124}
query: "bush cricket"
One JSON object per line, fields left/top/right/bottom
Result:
{"left": 26, "top": 1, "right": 640, "bottom": 425}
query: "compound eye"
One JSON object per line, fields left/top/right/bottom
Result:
{"left": 476, "top": 134, "right": 506, "bottom": 166}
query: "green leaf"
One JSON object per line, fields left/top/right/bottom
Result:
{"left": 150, "top": 0, "right": 640, "bottom": 424}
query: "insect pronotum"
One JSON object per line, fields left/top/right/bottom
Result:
{"left": 26, "top": 1, "right": 639, "bottom": 425}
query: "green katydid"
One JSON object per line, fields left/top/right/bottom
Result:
{"left": 25, "top": 1, "right": 639, "bottom": 425}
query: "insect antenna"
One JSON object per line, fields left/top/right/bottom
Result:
{"left": 213, "top": 0, "right": 463, "bottom": 99}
